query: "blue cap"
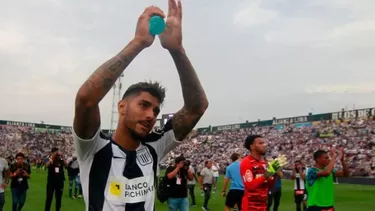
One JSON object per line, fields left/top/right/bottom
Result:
{"left": 149, "top": 16, "right": 166, "bottom": 36}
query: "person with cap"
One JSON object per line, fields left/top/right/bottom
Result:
{"left": 165, "top": 156, "right": 193, "bottom": 211}
{"left": 240, "top": 135, "right": 281, "bottom": 211}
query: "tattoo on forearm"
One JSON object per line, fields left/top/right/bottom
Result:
{"left": 77, "top": 42, "right": 142, "bottom": 105}
{"left": 170, "top": 50, "right": 208, "bottom": 141}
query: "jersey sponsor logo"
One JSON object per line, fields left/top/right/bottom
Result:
{"left": 243, "top": 170, "right": 253, "bottom": 182}
{"left": 106, "top": 176, "right": 154, "bottom": 203}
{"left": 137, "top": 148, "right": 152, "bottom": 166}
{"left": 295, "top": 190, "right": 304, "bottom": 195}
{"left": 110, "top": 181, "right": 122, "bottom": 196}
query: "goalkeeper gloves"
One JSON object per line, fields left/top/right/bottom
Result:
{"left": 265, "top": 155, "right": 288, "bottom": 178}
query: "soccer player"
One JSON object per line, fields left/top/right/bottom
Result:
{"left": 222, "top": 153, "right": 244, "bottom": 211}
{"left": 306, "top": 148, "right": 349, "bottom": 211}
{"left": 290, "top": 160, "right": 307, "bottom": 211}
{"left": 240, "top": 135, "right": 281, "bottom": 211}
{"left": 72, "top": 0, "right": 208, "bottom": 210}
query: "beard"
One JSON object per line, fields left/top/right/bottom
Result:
{"left": 128, "top": 126, "right": 147, "bottom": 141}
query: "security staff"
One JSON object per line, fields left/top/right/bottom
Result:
{"left": 44, "top": 148, "right": 67, "bottom": 211}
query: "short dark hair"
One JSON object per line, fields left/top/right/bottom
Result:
{"left": 175, "top": 156, "right": 185, "bottom": 163}
{"left": 205, "top": 160, "right": 211, "bottom": 165}
{"left": 51, "top": 147, "right": 59, "bottom": 153}
{"left": 16, "top": 152, "right": 25, "bottom": 158}
{"left": 122, "top": 81, "right": 166, "bottom": 104}
{"left": 244, "top": 135, "right": 262, "bottom": 150}
{"left": 313, "top": 150, "right": 327, "bottom": 161}
{"left": 230, "top": 153, "right": 240, "bottom": 162}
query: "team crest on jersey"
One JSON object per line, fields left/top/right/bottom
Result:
{"left": 152, "top": 126, "right": 164, "bottom": 135}
{"left": 137, "top": 148, "right": 153, "bottom": 166}
{"left": 243, "top": 170, "right": 253, "bottom": 182}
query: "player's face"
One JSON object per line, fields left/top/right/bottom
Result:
{"left": 319, "top": 153, "right": 330, "bottom": 167}
{"left": 206, "top": 161, "right": 212, "bottom": 169}
{"left": 118, "top": 92, "right": 160, "bottom": 139}
{"left": 252, "top": 137, "right": 266, "bottom": 155}
{"left": 16, "top": 156, "right": 24, "bottom": 165}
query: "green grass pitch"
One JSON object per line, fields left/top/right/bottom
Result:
{"left": 3, "top": 169, "right": 374, "bottom": 211}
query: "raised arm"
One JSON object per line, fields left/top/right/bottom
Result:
{"left": 73, "top": 7, "right": 166, "bottom": 139}
{"left": 335, "top": 148, "right": 349, "bottom": 177}
{"left": 159, "top": 0, "right": 208, "bottom": 141}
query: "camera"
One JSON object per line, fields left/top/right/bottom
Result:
{"left": 184, "top": 160, "right": 191, "bottom": 168}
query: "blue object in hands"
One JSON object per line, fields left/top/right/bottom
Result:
{"left": 149, "top": 16, "right": 166, "bottom": 36}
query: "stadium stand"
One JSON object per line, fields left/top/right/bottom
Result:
{"left": 0, "top": 107, "right": 374, "bottom": 178}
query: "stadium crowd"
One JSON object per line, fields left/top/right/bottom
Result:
{"left": 0, "top": 117, "right": 374, "bottom": 178}
{"left": 161, "top": 119, "right": 375, "bottom": 178}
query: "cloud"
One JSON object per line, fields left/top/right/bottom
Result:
{"left": 306, "top": 83, "right": 375, "bottom": 94}
{"left": 233, "top": 1, "right": 278, "bottom": 28}
{"left": 232, "top": 0, "right": 375, "bottom": 48}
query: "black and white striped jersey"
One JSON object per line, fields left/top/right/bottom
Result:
{"left": 73, "top": 119, "right": 180, "bottom": 211}
{"left": 294, "top": 167, "right": 306, "bottom": 190}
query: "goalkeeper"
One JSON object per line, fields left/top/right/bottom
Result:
{"left": 240, "top": 135, "right": 287, "bottom": 211}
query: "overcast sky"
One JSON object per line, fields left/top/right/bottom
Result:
{"left": 1, "top": 0, "right": 374, "bottom": 129}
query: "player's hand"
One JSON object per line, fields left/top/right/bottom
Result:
{"left": 267, "top": 160, "right": 281, "bottom": 174}
{"left": 134, "top": 6, "right": 165, "bottom": 48}
{"left": 221, "top": 191, "right": 226, "bottom": 197}
{"left": 338, "top": 147, "right": 345, "bottom": 161}
{"left": 1, "top": 183, "right": 7, "bottom": 189}
{"left": 275, "top": 154, "right": 288, "bottom": 167}
{"left": 159, "top": 0, "right": 183, "bottom": 51}
{"left": 330, "top": 148, "right": 336, "bottom": 158}
{"left": 15, "top": 169, "right": 21, "bottom": 175}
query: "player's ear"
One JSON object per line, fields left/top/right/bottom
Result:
{"left": 118, "top": 100, "right": 128, "bottom": 116}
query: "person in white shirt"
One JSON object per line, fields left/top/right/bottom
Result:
{"left": 211, "top": 161, "right": 220, "bottom": 190}
{"left": 0, "top": 157, "right": 9, "bottom": 211}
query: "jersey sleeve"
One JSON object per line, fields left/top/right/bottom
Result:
{"left": 225, "top": 165, "right": 231, "bottom": 179}
{"left": 0, "top": 158, "right": 8, "bottom": 170}
{"left": 306, "top": 168, "right": 318, "bottom": 186}
{"left": 72, "top": 126, "right": 109, "bottom": 162}
{"left": 240, "top": 159, "right": 266, "bottom": 191}
{"left": 145, "top": 118, "right": 181, "bottom": 162}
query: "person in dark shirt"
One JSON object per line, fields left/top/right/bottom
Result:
{"left": 267, "top": 165, "right": 284, "bottom": 211}
{"left": 10, "top": 152, "right": 31, "bottom": 211}
{"left": 44, "top": 147, "right": 67, "bottom": 211}
{"left": 165, "top": 156, "right": 193, "bottom": 211}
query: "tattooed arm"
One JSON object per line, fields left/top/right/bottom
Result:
{"left": 170, "top": 48, "right": 209, "bottom": 141}
{"left": 73, "top": 40, "right": 144, "bottom": 139}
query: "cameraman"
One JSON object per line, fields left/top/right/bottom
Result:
{"left": 44, "top": 148, "right": 67, "bottom": 211}
{"left": 10, "top": 152, "right": 30, "bottom": 211}
{"left": 165, "top": 156, "right": 193, "bottom": 211}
